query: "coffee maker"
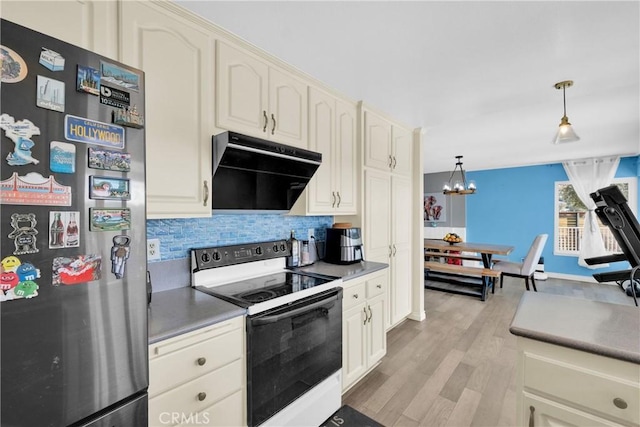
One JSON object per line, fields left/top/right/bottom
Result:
{"left": 324, "top": 226, "right": 364, "bottom": 264}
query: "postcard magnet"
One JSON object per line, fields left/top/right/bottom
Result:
{"left": 49, "top": 211, "right": 80, "bottom": 249}
{"left": 77, "top": 65, "right": 100, "bottom": 95}
{"left": 89, "top": 176, "right": 130, "bottom": 200}
{"left": 111, "top": 235, "right": 131, "bottom": 279}
{"left": 1, "top": 113, "right": 41, "bottom": 166}
{"left": 8, "top": 213, "right": 39, "bottom": 255}
{"left": 52, "top": 254, "right": 101, "bottom": 286}
{"left": 100, "top": 61, "right": 139, "bottom": 91}
{"left": 1, "top": 172, "right": 72, "bottom": 206}
{"left": 113, "top": 105, "right": 144, "bottom": 129}
{"left": 88, "top": 147, "right": 131, "bottom": 172}
{"left": 1, "top": 45, "right": 28, "bottom": 83}
{"left": 39, "top": 48, "right": 65, "bottom": 71}
{"left": 100, "top": 85, "right": 130, "bottom": 109}
{"left": 89, "top": 208, "right": 131, "bottom": 232}
{"left": 50, "top": 141, "right": 76, "bottom": 173}
{"left": 36, "top": 75, "right": 65, "bottom": 112}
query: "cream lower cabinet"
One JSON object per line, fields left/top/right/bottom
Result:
{"left": 216, "top": 40, "right": 308, "bottom": 149}
{"left": 516, "top": 337, "right": 640, "bottom": 427}
{"left": 120, "top": 1, "right": 213, "bottom": 218}
{"left": 291, "top": 86, "right": 357, "bottom": 215}
{"left": 342, "top": 270, "right": 388, "bottom": 392}
{"left": 149, "top": 316, "right": 246, "bottom": 427}
{"left": 364, "top": 168, "right": 413, "bottom": 329}
{"left": 1, "top": 0, "right": 117, "bottom": 58}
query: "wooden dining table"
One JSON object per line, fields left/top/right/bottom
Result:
{"left": 424, "top": 239, "right": 515, "bottom": 299}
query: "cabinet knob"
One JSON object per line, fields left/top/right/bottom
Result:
{"left": 376, "top": 284, "right": 382, "bottom": 289}
{"left": 203, "top": 180, "right": 209, "bottom": 207}
{"left": 388, "top": 155, "right": 393, "bottom": 168}
{"left": 528, "top": 406, "right": 535, "bottom": 427}
{"left": 263, "top": 110, "right": 268, "bottom": 132}
{"left": 197, "top": 357, "right": 206, "bottom": 366}
{"left": 197, "top": 392, "right": 207, "bottom": 401}
{"left": 613, "top": 397, "right": 628, "bottom": 409}
{"left": 336, "top": 192, "right": 341, "bottom": 207}
{"left": 353, "top": 294, "right": 359, "bottom": 299}
{"left": 271, "top": 113, "right": 276, "bottom": 135}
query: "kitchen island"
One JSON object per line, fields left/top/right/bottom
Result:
{"left": 510, "top": 292, "right": 639, "bottom": 426}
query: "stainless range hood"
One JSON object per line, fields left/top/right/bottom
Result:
{"left": 211, "top": 131, "right": 322, "bottom": 212}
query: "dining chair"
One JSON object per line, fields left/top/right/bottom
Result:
{"left": 493, "top": 234, "right": 548, "bottom": 291}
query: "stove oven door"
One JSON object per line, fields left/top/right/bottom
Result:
{"left": 246, "top": 287, "right": 342, "bottom": 427}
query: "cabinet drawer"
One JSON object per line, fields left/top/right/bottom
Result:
{"left": 523, "top": 352, "right": 640, "bottom": 425}
{"left": 149, "top": 320, "right": 244, "bottom": 397}
{"left": 342, "top": 281, "right": 366, "bottom": 310}
{"left": 366, "top": 272, "right": 387, "bottom": 299}
{"left": 149, "top": 358, "right": 244, "bottom": 426}
{"left": 178, "top": 389, "right": 245, "bottom": 427}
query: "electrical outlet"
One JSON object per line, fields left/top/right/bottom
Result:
{"left": 147, "top": 239, "right": 161, "bottom": 261}
{"left": 307, "top": 228, "right": 315, "bottom": 240}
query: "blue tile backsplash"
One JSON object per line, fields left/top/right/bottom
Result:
{"left": 147, "top": 214, "right": 334, "bottom": 261}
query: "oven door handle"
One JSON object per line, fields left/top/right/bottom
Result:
{"left": 252, "top": 293, "right": 340, "bottom": 325}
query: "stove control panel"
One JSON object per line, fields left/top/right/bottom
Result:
{"left": 191, "top": 239, "right": 290, "bottom": 271}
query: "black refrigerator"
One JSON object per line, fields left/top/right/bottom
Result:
{"left": 1, "top": 19, "right": 148, "bottom": 426}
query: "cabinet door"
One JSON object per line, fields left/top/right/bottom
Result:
{"left": 364, "top": 111, "right": 392, "bottom": 172}
{"left": 521, "top": 392, "right": 621, "bottom": 427}
{"left": 364, "top": 169, "right": 391, "bottom": 261}
{"left": 269, "top": 67, "right": 307, "bottom": 148}
{"left": 390, "top": 176, "right": 413, "bottom": 326}
{"left": 367, "top": 294, "right": 387, "bottom": 368}
{"left": 335, "top": 98, "right": 357, "bottom": 214}
{"left": 392, "top": 126, "right": 413, "bottom": 176}
{"left": 216, "top": 41, "right": 269, "bottom": 138}
{"left": 1, "top": 1, "right": 117, "bottom": 58}
{"left": 307, "top": 87, "right": 335, "bottom": 213}
{"left": 342, "top": 304, "right": 368, "bottom": 391}
{"left": 121, "top": 1, "right": 213, "bottom": 218}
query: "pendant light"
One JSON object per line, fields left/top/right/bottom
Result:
{"left": 442, "top": 155, "right": 476, "bottom": 195}
{"left": 552, "top": 80, "right": 580, "bottom": 144}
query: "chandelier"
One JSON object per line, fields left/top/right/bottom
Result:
{"left": 443, "top": 155, "right": 476, "bottom": 195}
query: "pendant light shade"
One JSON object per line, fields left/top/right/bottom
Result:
{"left": 552, "top": 80, "right": 580, "bottom": 144}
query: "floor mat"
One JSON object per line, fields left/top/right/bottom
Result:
{"left": 319, "top": 405, "right": 385, "bottom": 427}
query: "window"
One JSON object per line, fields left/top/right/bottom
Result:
{"left": 554, "top": 178, "right": 637, "bottom": 255}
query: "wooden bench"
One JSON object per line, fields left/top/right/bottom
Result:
{"left": 424, "top": 252, "right": 484, "bottom": 262}
{"left": 424, "top": 261, "right": 502, "bottom": 301}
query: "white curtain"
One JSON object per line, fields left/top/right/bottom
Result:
{"left": 563, "top": 156, "right": 620, "bottom": 268}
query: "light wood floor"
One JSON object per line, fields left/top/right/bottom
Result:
{"left": 342, "top": 276, "right": 635, "bottom": 426}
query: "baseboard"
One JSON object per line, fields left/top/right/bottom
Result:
{"left": 408, "top": 310, "right": 426, "bottom": 322}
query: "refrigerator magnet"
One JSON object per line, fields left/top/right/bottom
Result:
{"left": 112, "top": 105, "right": 144, "bottom": 129}
{"left": 89, "top": 208, "right": 131, "bottom": 232}
{"left": 1, "top": 113, "right": 41, "bottom": 166}
{"left": 89, "top": 176, "right": 130, "bottom": 200}
{"left": 100, "top": 61, "right": 139, "bottom": 92}
{"left": 88, "top": 147, "right": 131, "bottom": 172}
{"left": 2, "top": 280, "right": 39, "bottom": 301}
{"left": 110, "top": 235, "right": 131, "bottom": 279}
{"left": 36, "top": 75, "right": 65, "bottom": 112}
{"left": 0, "top": 172, "right": 72, "bottom": 206}
{"left": 39, "top": 48, "right": 65, "bottom": 71}
{"left": 100, "top": 85, "right": 130, "bottom": 109}
{"left": 49, "top": 211, "right": 80, "bottom": 249}
{"left": 52, "top": 254, "right": 101, "bottom": 286}
{"left": 7, "top": 213, "right": 39, "bottom": 255}
{"left": 0, "top": 257, "right": 41, "bottom": 302}
{"left": 50, "top": 141, "right": 76, "bottom": 174}
{"left": 76, "top": 65, "right": 100, "bottom": 95}
{"left": 16, "top": 262, "right": 41, "bottom": 282}
{"left": 0, "top": 45, "right": 28, "bottom": 83}
{"left": 64, "top": 115, "right": 125, "bottom": 149}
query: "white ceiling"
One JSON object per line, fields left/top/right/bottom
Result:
{"left": 176, "top": 0, "right": 640, "bottom": 173}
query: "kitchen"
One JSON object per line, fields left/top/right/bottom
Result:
{"left": 1, "top": 1, "right": 639, "bottom": 427}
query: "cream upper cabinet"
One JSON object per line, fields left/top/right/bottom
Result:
{"left": 217, "top": 40, "right": 307, "bottom": 148}
{"left": 1, "top": 0, "right": 117, "bottom": 58}
{"left": 120, "top": 1, "right": 213, "bottom": 218}
{"left": 364, "top": 111, "right": 393, "bottom": 172}
{"left": 293, "top": 87, "right": 357, "bottom": 215}
{"left": 391, "top": 126, "right": 413, "bottom": 176}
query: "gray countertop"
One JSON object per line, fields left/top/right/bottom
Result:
{"left": 148, "top": 287, "right": 246, "bottom": 344}
{"left": 294, "top": 260, "right": 388, "bottom": 281}
{"left": 148, "top": 260, "right": 388, "bottom": 345}
{"left": 510, "top": 292, "right": 640, "bottom": 364}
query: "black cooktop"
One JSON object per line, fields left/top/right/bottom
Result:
{"left": 197, "top": 271, "right": 334, "bottom": 308}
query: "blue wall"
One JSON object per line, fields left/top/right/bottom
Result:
{"left": 466, "top": 156, "right": 639, "bottom": 277}
{"left": 147, "top": 214, "right": 333, "bottom": 261}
